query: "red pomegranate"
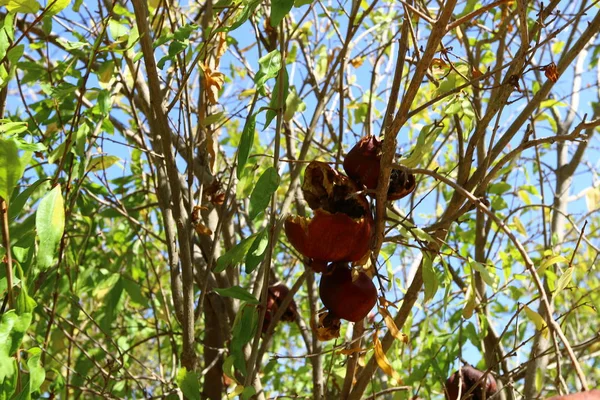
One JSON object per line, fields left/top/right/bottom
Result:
{"left": 445, "top": 365, "right": 498, "bottom": 400}
{"left": 546, "top": 390, "right": 600, "bottom": 400}
{"left": 319, "top": 263, "right": 377, "bottom": 322}
{"left": 285, "top": 162, "right": 373, "bottom": 269}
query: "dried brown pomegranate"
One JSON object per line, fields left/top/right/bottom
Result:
{"left": 262, "top": 284, "right": 298, "bottom": 334}
{"left": 319, "top": 263, "right": 377, "bottom": 322}
{"left": 285, "top": 162, "right": 373, "bottom": 268}
{"left": 343, "top": 135, "right": 416, "bottom": 200}
{"left": 445, "top": 365, "right": 498, "bottom": 400}
{"left": 546, "top": 391, "right": 600, "bottom": 400}
{"left": 310, "top": 309, "right": 341, "bottom": 341}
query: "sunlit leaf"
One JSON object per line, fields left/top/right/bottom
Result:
{"left": 378, "top": 307, "right": 408, "bottom": 343}
{"left": 176, "top": 368, "right": 200, "bottom": 400}
{"left": 0, "top": 138, "right": 31, "bottom": 203}
{"left": 524, "top": 305, "right": 548, "bottom": 338}
{"left": 373, "top": 331, "right": 401, "bottom": 384}
{"left": 36, "top": 185, "right": 65, "bottom": 270}
{"left": 538, "top": 255, "right": 569, "bottom": 275}
{"left": 87, "top": 155, "right": 121, "bottom": 172}
{"left": 6, "top": 0, "right": 40, "bottom": 13}
{"left": 554, "top": 267, "right": 573, "bottom": 296}
{"left": 422, "top": 252, "right": 438, "bottom": 303}
{"left": 254, "top": 50, "right": 282, "bottom": 89}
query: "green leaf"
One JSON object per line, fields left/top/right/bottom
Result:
{"left": 176, "top": 368, "right": 200, "bottom": 400}
{"left": 398, "top": 124, "right": 439, "bottom": 168}
{"left": 46, "top": 0, "right": 70, "bottom": 15}
{"left": 0, "top": 138, "right": 31, "bottom": 203}
{"left": 488, "top": 181, "right": 511, "bottom": 195}
{"left": 422, "top": 252, "right": 438, "bottom": 303}
{"left": 108, "top": 20, "right": 128, "bottom": 41}
{"left": 249, "top": 167, "right": 280, "bottom": 220}
{"left": 0, "top": 311, "right": 32, "bottom": 364}
{"left": 6, "top": 0, "right": 40, "bottom": 13}
{"left": 245, "top": 228, "right": 268, "bottom": 273}
{"left": 215, "top": 233, "right": 258, "bottom": 273}
{"left": 237, "top": 113, "right": 256, "bottom": 178}
{"left": 87, "top": 155, "right": 121, "bottom": 172}
{"left": 231, "top": 304, "right": 258, "bottom": 374}
{"left": 36, "top": 185, "right": 65, "bottom": 270}
{"left": 213, "top": 286, "right": 259, "bottom": 304}
{"left": 554, "top": 266, "right": 573, "bottom": 296}
{"left": 537, "top": 255, "right": 569, "bottom": 275}
{"left": 9, "top": 179, "right": 48, "bottom": 221}
{"left": 254, "top": 50, "right": 282, "bottom": 89}
{"left": 270, "top": 0, "right": 294, "bottom": 27}
{"left": 469, "top": 258, "right": 496, "bottom": 288}
{"left": 284, "top": 85, "right": 306, "bottom": 121}
{"left": 242, "top": 386, "right": 257, "bottom": 400}
{"left": 16, "top": 264, "right": 36, "bottom": 315}
{"left": 26, "top": 347, "right": 45, "bottom": 394}
{"left": 6, "top": 44, "right": 24, "bottom": 64}
{"left": 264, "top": 68, "right": 289, "bottom": 128}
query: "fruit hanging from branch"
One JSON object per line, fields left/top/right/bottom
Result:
{"left": 444, "top": 365, "right": 498, "bottom": 400}
{"left": 319, "top": 262, "right": 377, "bottom": 322}
{"left": 262, "top": 284, "right": 298, "bottom": 334}
{"left": 546, "top": 391, "right": 600, "bottom": 400}
{"left": 343, "top": 135, "right": 416, "bottom": 200}
{"left": 285, "top": 162, "right": 373, "bottom": 270}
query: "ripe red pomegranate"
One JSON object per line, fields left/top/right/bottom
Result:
{"left": 319, "top": 263, "right": 377, "bottom": 322}
{"left": 285, "top": 162, "right": 373, "bottom": 269}
{"left": 445, "top": 366, "right": 498, "bottom": 400}
{"left": 343, "top": 135, "right": 416, "bottom": 200}
{"left": 546, "top": 390, "right": 600, "bottom": 400}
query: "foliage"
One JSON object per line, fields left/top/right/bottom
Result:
{"left": 0, "top": 0, "right": 599, "bottom": 399}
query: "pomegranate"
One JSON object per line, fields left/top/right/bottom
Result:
{"left": 343, "top": 135, "right": 416, "bottom": 200}
{"left": 310, "top": 309, "right": 341, "bottom": 341}
{"left": 285, "top": 162, "right": 373, "bottom": 268}
{"left": 319, "top": 263, "right": 377, "bottom": 322}
{"left": 546, "top": 391, "right": 600, "bottom": 400}
{"left": 262, "top": 284, "right": 298, "bottom": 334}
{"left": 284, "top": 210, "right": 372, "bottom": 266}
{"left": 445, "top": 366, "right": 498, "bottom": 400}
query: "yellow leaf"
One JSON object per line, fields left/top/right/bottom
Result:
{"left": 524, "top": 305, "right": 548, "bottom": 338}
{"left": 462, "top": 278, "right": 477, "bottom": 319}
{"left": 378, "top": 296, "right": 397, "bottom": 309}
{"left": 337, "top": 347, "right": 367, "bottom": 356}
{"left": 373, "top": 331, "right": 401, "bottom": 384}
{"left": 200, "top": 63, "right": 225, "bottom": 105}
{"left": 585, "top": 187, "right": 600, "bottom": 213}
{"left": 349, "top": 56, "right": 365, "bottom": 68}
{"left": 228, "top": 385, "right": 244, "bottom": 399}
{"left": 194, "top": 222, "right": 212, "bottom": 236}
{"left": 378, "top": 307, "right": 408, "bottom": 343}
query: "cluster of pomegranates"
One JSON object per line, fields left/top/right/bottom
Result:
{"left": 283, "top": 136, "right": 416, "bottom": 340}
